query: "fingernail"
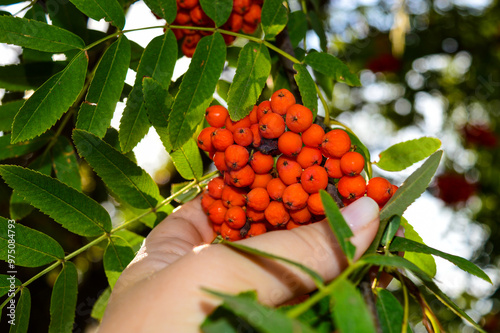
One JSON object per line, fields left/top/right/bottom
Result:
{"left": 341, "top": 197, "right": 380, "bottom": 232}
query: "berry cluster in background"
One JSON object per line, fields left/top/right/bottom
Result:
{"left": 157, "top": 0, "right": 263, "bottom": 57}
{"left": 197, "top": 89, "right": 398, "bottom": 240}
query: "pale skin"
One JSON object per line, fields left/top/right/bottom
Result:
{"left": 99, "top": 196, "right": 380, "bottom": 332}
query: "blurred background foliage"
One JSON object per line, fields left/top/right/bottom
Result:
{"left": 1, "top": 0, "right": 500, "bottom": 331}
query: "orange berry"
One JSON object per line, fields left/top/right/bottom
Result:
{"left": 246, "top": 207, "right": 265, "bottom": 222}
{"left": 392, "top": 184, "right": 399, "bottom": 195}
{"left": 225, "top": 145, "right": 249, "bottom": 170}
{"left": 276, "top": 155, "right": 296, "bottom": 171}
{"left": 190, "top": 5, "right": 210, "bottom": 25}
{"left": 296, "top": 147, "right": 323, "bottom": 169}
{"left": 246, "top": 222, "right": 267, "bottom": 237}
{"left": 226, "top": 12, "right": 243, "bottom": 32}
{"left": 207, "top": 200, "right": 227, "bottom": 224}
{"left": 278, "top": 131, "right": 303, "bottom": 157}
{"left": 286, "top": 219, "right": 304, "bottom": 230}
{"left": 282, "top": 183, "right": 309, "bottom": 210}
{"left": 213, "top": 151, "right": 228, "bottom": 172}
{"left": 259, "top": 112, "right": 286, "bottom": 139}
{"left": 302, "top": 124, "right": 325, "bottom": 148}
{"left": 278, "top": 159, "right": 302, "bottom": 185}
{"left": 286, "top": 104, "right": 313, "bottom": 133}
{"left": 257, "top": 100, "right": 272, "bottom": 120}
{"left": 340, "top": 151, "right": 365, "bottom": 176}
{"left": 266, "top": 177, "right": 286, "bottom": 201}
{"left": 321, "top": 129, "right": 351, "bottom": 158}
{"left": 301, "top": 165, "right": 329, "bottom": 194}
{"left": 177, "top": 0, "right": 198, "bottom": 10}
{"left": 307, "top": 193, "right": 325, "bottom": 216}
{"left": 221, "top": 185, "right": 246, "bottom": 207}
{"left": 246, "top": 187, "right": 270, "bottom": 211}
{"left": 366, "top": 177, "right": 393, "bottom": 206}
{"left": 243, "top": 4, "right": 261, "bottom": 25}
{"left": 183, "top": 32, "right": 201, "bottom": 48}
{"left": 228, "top": 165, "right": 255, "bottom": 187}
{"left": 225, "top": 115, "right": 252, "bottom": 132}
{"left": 175, "top": 10, "right": 191, "bottom": 25}
{"left": 250, "top": 173, "right": 273, "bottom": 189}
{"left": 173, "top": 28, "right": 184, "bottom": 40}
{"left": 324, "top": 158, "right": 343, "bottom": 179}
{"left": 249, "top": 151, "right": 274, "bottom": 174}
{"left": 241, "top": 22, "right": 257, "bottom": 34}
{"left": 290, "top": 206, "right": 312, "bottom": 224}
{"left": 222, "top": 34, "right": 236, "bottom": 45}
{"left": 338, "top": 175, "right": 366, "bottom": 200}
{"left": 213, "top": 224, "right": 221, "bottom": 235}
{"left": 220, "top": 222, "right": 242, "bottom": 241}
{"left": 197, "top": 126, "right": 216, "bottom": 152}
{"left": 211, "top": 128, "right": 234, "bottom": 151}
{"left": 233, "top": 127, "right": 253, "bottom": 146}
{"left": 225, "top": 206, "right": 247, "bottom": 229}
{"left": 264, "top": 201, "right": 290, "bottom": 227}
{"left": 233, "top": 0, "right": 251, "bottom": 14}
{"left": 206, "top": 105, "right": 229, "bottom": 128}
{"left": 249, "top": 105, "right": 259, "bottom": 124}
{"left": 270, "top": 89, "right": 296, "bottom": 115}
{"left": 208, "top": 176, "right": 225, "bottom": 199}
{"left": 201, "top": 191, "right": 215, "bottom": 213}
{"left": 181, "top": 42, "right": 196, "bottom": 58}
{"left": 250, "top": 123, "right": 261, "bottom": 148}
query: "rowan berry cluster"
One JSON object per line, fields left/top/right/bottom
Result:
{"left": 162, "top": 0, "right": 263, "bottom": 57}
{"left": 197, "top": 89, "right": 398, "bottom": 240}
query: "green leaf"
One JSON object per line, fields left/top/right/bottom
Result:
{"left": 129, "top": 40, "right": 144, "bottom": 72}
{"left": 217, "top": 80, "right": 231, "bottom": 102}
{"left": 203, "top": 289, "right": 317, "bottom": 333}
{"left": 69, "top": 0, "right": 125, "bottom": 29}
{"left": 0, "top": 274, "right": 21, "bottom": 298}
{"left": 51, "top": 136, "right": 82, "bottom": 191}
{"left": 227, "top": 42, "right": 271, "bottom": 121}
{"left": 73, "top": 129, "right": 162, "bottom": 209}
{"left": 418, "top": 277, "right": 486, "bottom": 332}
{"left": 49, "top": 262, "right": 78, "bottom": 333}
{"left": 305, "top": 52, "right": 361, "bottom": 86}
{"left": 46, "top": 0, "right": 87, "bottom": 39}
{"left": 0, "top": 62, "right": 67, "bottom": 92}
{"left": 390, "top": 237, "right": 491, "bottom": 283}
{"left": 142, "top": 77, "right": 174, "bottom": 152}
{"left": 114, "top": 229, "right": 145, "bottom": 252}
{"left": 376, "top": 137, "right": 442, "bottom": 172}
{"left": 200, "top": 0, "right": 232, "bottom": 26}
{"left": 261, "top": 0, "right": 288, "bottom": 40}
{"left": 0, "top": 132, "right": 51, "bottom": 161}
{"left": 91, "top": 287, "right": 111, "bottom": 321}
{"left": 361, "top": 254, "right": 432, "bottom": 281}
{"left": 171, "top": 181, "right": 201, "bottom": 204}
{"left": 375, "top": 288, "right": 406, "bottom": 333}
{"left": 308, "top": 11, "right": 327, "bottom": 52}
{"left": 0, "top": 100, "right": 24, "bottom": 132}
{"left": 381, "top": 215, "right": 401, "bottom": 247}
{"left": 201, "top": 307, "right": 243, "bottom": 333}
{"left": 170, "top": 139, "right": 204, "bottom": 180}
{"left": 77, "top": 36, "right": 130, "bottom": 138}
{"left": 330, "top": 279, "right": 376, "bottom": 333}
{"left": 222, "top": 240, "right": 324, "bottom": 288}
{"left": 400, "top": 218, "right": 436, "bottom": 278}
{"left": 319, "top": 189, "right": 356, "bottom": 261}
{"left": 11, "top": 51, "right": 88, "bottom": 143}
{"left": 168, "top": 33, "right": 226, "bottom": 149}
{"left": 103, "top": 236, "right": 135, "bottom": 289}
{"left": 0, "top": 16, "right": 85, "bottom": 52}
{"left": 119, "top": 31, "right": 177, "bottom": 152}
{"left": 288, "top": 11, "right": 307, "bottom": 48}
{"left": 9, "top": 287, "right": 31, "bottom": 333}
{"left": 380, "top": 151, "right": 443, "bottom": 222}
{"left": 0, "top": 217, "right": 65, "bottom": 267}
{"left": 293, "top": 64, "right": 318, "bottom": 118}
{"left": 143, "top": 0, "right": 177, "bottom": 23}
{"left": 0, "top": 165, "right": 111, "bottom": 236}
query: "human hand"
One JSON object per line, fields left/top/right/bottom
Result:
{"left": 99, "top": 195, "right": 380, "bottom": 332}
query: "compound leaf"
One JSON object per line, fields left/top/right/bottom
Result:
{"left": 103, "top": 236, "right": 135, "bottom": 289}
{"left": 293, "top": 63, "right": 318, "bottom": 118}
{"left": 168, "top": 33, "right": 226, "bottom": 149}
{"left": 0, "top": 217, "right": 64, "bottom": 267}
{"left": 11, "top": 52, "right": 88, "bottom": 143}
{"left": 376, "top": 137, "right": 442, "bottom": 171}
{"left": 0, "top": 133, "right": 51, "bottom": 161}
{"left": 0, "top": 165, "right": 111, "bottom": 236}
{"left": 9, "top": 287, "right": 31, "bottom": 333}
{"left": 51, "top": 136, "right": 82, "bottom": 191}
{"left": 49, "top": 262, "right": 78, "bottom": 333}
{"left": 69, "top": 0, "right": 125, "bottom": 29}
{"left": 261, "top": 0, "right": 288, "bottom": 40}
{"left": 143, "top": 0, "right": 177, "bottom": 23}
{"left": 305, "top": 52, "right": 360, "bottom": 86}
{"left": 227, "top": 42, "right": 271, "bottom": 121}
{"left": 200, "top": 0, "right": 232, "bottom": 27}
{"left": 77, "top": 35, "right": 130, "bottom": 138}
{"left": 170, "top": 138, "right": 203, "bottom": 181}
